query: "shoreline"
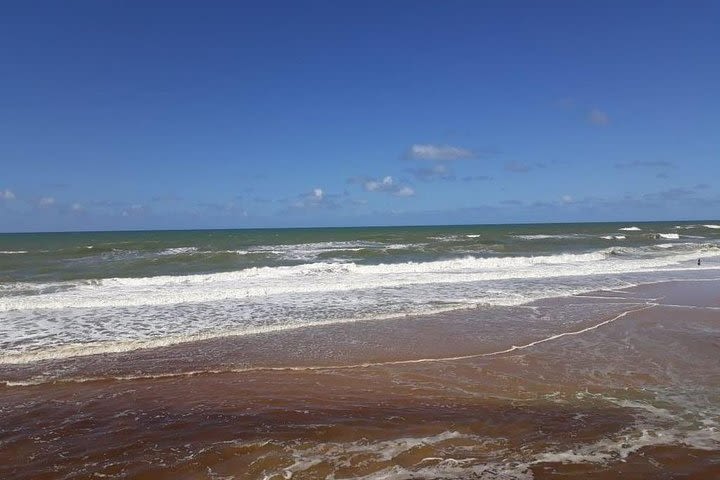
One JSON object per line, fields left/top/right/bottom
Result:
{"left": 2, "top": 276, "right": 719, "bottom": 385}
{"left": 3, "top": 267, "right": 720, "bottom": 371}
{"left": 2, "top": 278, "right": 719, "bottom": 478}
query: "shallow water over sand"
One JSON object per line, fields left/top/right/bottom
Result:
{"left": 2, "top": 279, "right": 719, "bottom": 479}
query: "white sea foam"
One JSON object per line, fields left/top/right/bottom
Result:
{"left": 1, "top": 247, "right": 718, "bottom": 315}
{"left": 619, "top": 226, "right": 642, "bottom": 231}
{"left": 601, "top": 235, "right": 626, "bottom": 240}
{"left": 704, "top": 224, "right": 720, "bottom": 229}
{"left": 0, "top": 305, "right": 471, "bottom": 365}
{"left": 513, "top": 234, "right": 583, "bottom": 240}
{"left": 244, "top": 240, "right": 392, "bottom": 261}
{"left": 0, "top": 250, "right": 28, "bottom": 254}
{"left": 532, "top": 429, "right": 672, "bottom": 465}
{"left": 465, "top": 234, "right": 481, "bottom": 238}
{"left": 534, "top": 391, "right": 720, "bottom": 467}
{"left": 384, "top": 243, "right": 416, "bottom": 250}
{"left": 263, "top": 431, "right": 533, "bottom": 480}
{"left": 429, "top": 235, "right": 461, "bottom": 242}
{"left": 2, "top": 242, "right": 720, "bottom": 365}
{"left": 158, "top": 247, "right": 198, "bottom": 255}
{"left": 657, "top": 233, "right": 680, "bottom": 240}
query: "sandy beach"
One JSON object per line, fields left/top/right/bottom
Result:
{"left": 2, "top": 278, "right": 719, "bottom": 479}
{"left": 3, "top": 1, "right": 719, "bottom": 477}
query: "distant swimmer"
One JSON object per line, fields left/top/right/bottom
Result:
{"left": 698, "top": 258, "right": 702, "bottom": 266}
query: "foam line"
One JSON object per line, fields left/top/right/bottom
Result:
{"left": 4, "top": 247, "right": 720, "bottom": 312}
{"left": 2, "top": 304, "right": 655, "bottom": 387}
{"left": 653, "top": 304, "right": 720, "bottom": 310}
{"left": 571, "top": 294, "right": 663, "bottom": 301}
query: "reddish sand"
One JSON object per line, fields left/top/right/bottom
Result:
{"left": 1, "top": 280, "right": 719, "bottom": 479}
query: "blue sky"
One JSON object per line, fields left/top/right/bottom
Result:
{"left": 1, "top": 1, "right": 718, "bottom": 232}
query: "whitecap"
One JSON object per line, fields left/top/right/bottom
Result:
{"left": 2, "top": 247, "right": 717, "bottom": 315}
{"left": 513, "top": 234, "right": 582, "bottom": 240}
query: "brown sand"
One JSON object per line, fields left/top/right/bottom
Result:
{"left": 1, "top": 280, "right": 719, "bottom": 479}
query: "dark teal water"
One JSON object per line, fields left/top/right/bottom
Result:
{"left": 2, "top": 221, "right": 719, "bottom": 283}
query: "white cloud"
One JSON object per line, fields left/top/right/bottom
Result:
{"left": 407, "top": 163, "right": 458, "bottom": 181}
{"left": 71, "top": 203, "right": 83, "bottom": 211}
{"left": 364, "top": 176, "right": 393, "bottom": 192}
{"left": 408, "top": 144, "right": 475, "bottom": 161}
{"left": 122, "top": 204, "right": 146, "bottom": 216}
{"left": 559, "top": 99, "right": 610, "bottom": 127}
{"left": 1, "top": 189, "right": 15, "bottom": 200}
{"left": 561, "top": 195, "right": 574, "bottom": 204}
{"left": 395, "top": 186, "right": 415, "bottom": 197}
{"left": 587, "top": 109, "right": 609, "bottom": 126}
{"left": 290, "top": 187, "right": 337, "bottom": 209}
{"left": 38, "top": 196, "right": 55, "bottom": 207}
{"left": 504, "top": 161, "right": 531, "bottom": 173}
{"left": 363, "top": 176, "right": 415, "bottom": 197}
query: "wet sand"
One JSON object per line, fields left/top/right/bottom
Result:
{"left": 1, "top": 279, "right": 719, "bottom": 479}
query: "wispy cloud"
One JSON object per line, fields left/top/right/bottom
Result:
{"left": 407, "top": 163, "right": 456, "bottom": 182}
{"left": 38, "top": 196, "right": 55, "bottom": 207}
{"left": 504, "top": 161, "right": 545, "bottom": 173}
{"left": 504, "top": 161, "right": 530, "bottom": 173}
{"left": 559, "top": 98, "right": 610, "bottom": 127}
{"left": 407, "top": 144, "right": 475, "bottom": 161}
{"left": 358, "top": 176, "right": 415, "bottom": 197}
{"left": 587, "top": 108, "right": 609, "bottom": 126}
{"left": 395, "top": 186, "right": 415, "bottom": 197}
{"left": 462, "top": 175, "right": 492, "bottom": 182}
{"left": 1, "top": 189, "right": 16, "bottom": 200}
{"left": 642, "top": 187, "right": 696, "bottom": 201}
{"left": 294, "top": 188, "right": 323, "bottom": 207}
{"left": 121, "top": 204, "right": 148, "bottom": 217}
{"left": 288, "top": 187, "right": 344, "bottom": 210}
{"left": 152, "top": 194, "right": 183, "bottom": 203}
{"left": 615, "top": 160, "right": 674, "bottom": 169}
{"left": 197, "top": 201, "right": 247, "bottom": 216}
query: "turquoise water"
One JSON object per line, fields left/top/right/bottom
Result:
{"left": 1, "top": 221, "right": 719, "bottom": 364}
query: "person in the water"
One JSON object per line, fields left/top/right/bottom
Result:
{"left": 698, "top": 258, "right": 702, "bottom": 266}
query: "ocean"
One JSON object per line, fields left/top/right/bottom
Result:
{"left": 2, "top": 221, "right": 719, "bottom": 365}
{"left": 2, "top": 221, "right": 720, "bottom": 478}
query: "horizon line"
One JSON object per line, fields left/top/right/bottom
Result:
{"left": 1, "top": 218, "right": 718, "bottom": 236}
